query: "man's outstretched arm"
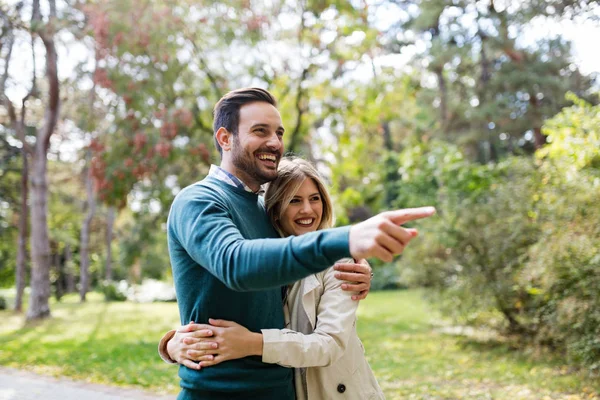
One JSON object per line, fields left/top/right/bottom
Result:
{"left": 171, "top": 192, "right": 435, "bottom": 292}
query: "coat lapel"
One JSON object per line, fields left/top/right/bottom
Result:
{"left": 301, "top": 273, "right": 322, "bottom": 329}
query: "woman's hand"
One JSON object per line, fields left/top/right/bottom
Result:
{"left": 192, "top": 319, "right": 263, "bottom": 368}
{"left": 166, "top": 321, "right": 218, "bottom": 370}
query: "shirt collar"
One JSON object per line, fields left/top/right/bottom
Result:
{"left": 208, "top": 165, "right": 260, "bottom": 194}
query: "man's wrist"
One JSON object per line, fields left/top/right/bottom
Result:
{"left": 251, "top": 332, "right": 264, "bottom": 357}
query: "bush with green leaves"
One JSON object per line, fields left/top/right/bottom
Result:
{"left": 524, "top": 95, "right": 600, "bottom": 372}
{"left": 100, "top": 280, "right": 128, "bottom": 302}
{"left": 401, "top": 154, "right": 542, "bottom": 331}
{"left": 392, "top": 96, "right": 600, "bottom": 372}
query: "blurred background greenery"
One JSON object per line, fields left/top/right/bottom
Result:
{"left": 0, "top": 0, "right": 599, "bottom": 397}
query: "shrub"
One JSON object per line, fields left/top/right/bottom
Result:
{"left": 373, "top": 97, "right": 600, "bottom": 372}
{"left": 100, "top": 280, "right": 128, "bottom": 302}
{"left": 371, "top": 262, "right": 408, "bottom": 291}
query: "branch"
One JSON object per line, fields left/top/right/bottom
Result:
{"left": 0, "top": 22, "right": 33, "bottom": 154}
{"left": 287, "top": 67, "right": 309, "bottom": 153}
{"left": 49, "top": 0, "right": 57, "bottom": 18}
{"left": 185, "top": 33, "right": 223, "bottom": 99}
{"left": 19, "top": 35, "right": 39, "bottom": 145}
{"left": 192, "top": 103, "right": 214, "bottom": 136}
{"left": 285, "top": 5, "right": 310, "bottom": 154}
{"left": 0, "top": 4, "right": 15, "bottom": 95}
{"left": 33, "top": 0, "right": 60, "bottom": 152}
{"left": 488, "top": 0, "right": 525, "bottom": 64}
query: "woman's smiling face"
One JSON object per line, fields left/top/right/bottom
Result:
{"left": 280, "top": 178, "right": 323, "bottom": 236}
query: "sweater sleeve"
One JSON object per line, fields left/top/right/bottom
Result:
{"left": 169, "top": 190, "right": 351, "bottom": 292}
{"left": 260, "top": 268, "right": 359, "bottom": 367}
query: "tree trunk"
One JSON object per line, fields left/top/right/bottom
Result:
{"left": 528, "top": 95, "right": 546, "bottom": 149}
{"left": 478, "top": 33, "right": 497, "bottom": 163}
{"left": 533, "top": 126, "right": 545, "bottom": 149}
{"left": 14, "top": 147, "right": 28, "bottom": 312}
{"left": 287, "top": 67, "right": 309, "bottom": 154}
{"left": 435, "top": 67, "right": 448, "bottom": 128}
{"left": 27, "top": 147, "right": 52, "bottom": 320}
{"left": 26, "top": 0, "right": 60, "bottom": 320}
{"left": 105, "top": 206, "right": 115, "bottom": 281}
{"left": 381, "top": 120, "right": 400, "bottom": 208}
{"left": 53, "top": 248, "right": 63, "bottom": 302}
{"left": 80, "top": 151, "right": 96, "bottom": 302}
{"left": 65, "top": 243, "right": 75, "bottom": 293}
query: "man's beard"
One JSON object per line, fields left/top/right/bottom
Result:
{"left": 231, "top": 135, "right": 279, "bottom": 185}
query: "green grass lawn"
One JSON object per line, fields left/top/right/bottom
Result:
{"left": 0, "top": 290, "right": 598, "bottom": 399}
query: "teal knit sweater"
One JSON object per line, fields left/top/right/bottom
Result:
{"left": 167, "top": 176, "right": 351, "bottom": 398}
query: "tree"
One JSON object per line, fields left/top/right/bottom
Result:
{"left": 381, "top": 0, "right": 597, "bottom": 160}
{"left": 1, "top": 4, "right": 29, "bottom": 310}
{"left": 79, "top": 149, "right": 95, "bottom": 301}
{"left": 0, "top": 0, "right": 62, "bottom": 320}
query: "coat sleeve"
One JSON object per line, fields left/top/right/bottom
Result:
{"left": 157, "top": 329, "right": 177, "bottom": 364}
{"left": 260, "top": 268, "right": 359, "bottom": 367}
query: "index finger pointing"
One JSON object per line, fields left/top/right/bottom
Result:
{"left": 385, "top": 207, "right": 436, "bottom": 225}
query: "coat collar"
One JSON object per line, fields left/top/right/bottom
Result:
{"left": 299, "top": 273, "right": 324, "bottom": 329}
{"left": 302, "top": 273, "right": 321, "bottom": 297}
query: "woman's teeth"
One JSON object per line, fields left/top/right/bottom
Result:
{"left": 296, "top": 219, "right": 314, "bottom": 226}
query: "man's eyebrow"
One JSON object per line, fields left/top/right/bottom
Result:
{"left": 250, "top": 123, "right": 269, "bottom": 129}
{"left": 250, "top": 123, "right": 285, "bottom": 132}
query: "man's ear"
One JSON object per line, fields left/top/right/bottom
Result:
{"left": 215, "top": 127, "right": 232, "bottom": 152}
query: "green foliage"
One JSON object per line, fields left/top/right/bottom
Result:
{"left": 396, "top": 96, "right": 600, "bottom": 373}
{"left": 0, "top": 135, "right": 22, "bottom": 288}
{"left": 369, "top": 262, "right": 406, "bottom": 291}
{"left": 538, "top": 93, "right": 600, "bottom": 172}
{"left": 386, "top": 0, "right": 596, "bottom": 160}
{"left": 525, "top": 96, "right": 600, "bottom": 372}
{"left": 0, "top": 296, "right": 6, "bottom": 310}
{"left": 100, "top": 281, "right": 127, "bottom": 302}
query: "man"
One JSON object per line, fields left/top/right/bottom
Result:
{"left": 164, "top": 88, "right": 434, "bottom": 399}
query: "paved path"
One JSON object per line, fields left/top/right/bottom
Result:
{"left": 0, "top": 367, "right": 175, "bottom": 400}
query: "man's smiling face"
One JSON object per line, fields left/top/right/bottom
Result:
{"left": 230, "top": 101, "right": 285, "bottom": 187}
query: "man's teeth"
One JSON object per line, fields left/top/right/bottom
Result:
{"left": 296, "top": 219, "right": 313, "bottom": 225}
{"left": 258, "top": 154, "right": 277, "bottom": 161}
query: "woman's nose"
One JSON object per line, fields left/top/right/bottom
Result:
{"left": 300, "top": 200, "right": 312, "bottom": 213}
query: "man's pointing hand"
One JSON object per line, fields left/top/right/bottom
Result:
{"left": 349, "top": 206, "right": 436, "bottom": 262}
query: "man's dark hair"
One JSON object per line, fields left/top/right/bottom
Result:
{"left": 212, "top": 88, "right": 277, "bottom": 156}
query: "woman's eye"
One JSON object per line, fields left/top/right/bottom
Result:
{"left": 289, "top": 199, "right": 300, "bottom": 204}
{"left": 311, "top": 196, "right": 321, "bottom": 202}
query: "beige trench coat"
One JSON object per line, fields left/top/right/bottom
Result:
{"left": 261, "top": 266, "right": 385, "bottom": 400}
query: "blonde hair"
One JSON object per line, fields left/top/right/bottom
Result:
{"left": 265, "top": 157, "right": 335, "bottom": 237}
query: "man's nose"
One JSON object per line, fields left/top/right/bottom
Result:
{"left": 266, "top": 132, "right": 282, "bottom": 151}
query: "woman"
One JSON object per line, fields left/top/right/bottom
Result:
{"left": 161, "top": 157, "right": 385, "bottom": 399}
